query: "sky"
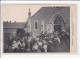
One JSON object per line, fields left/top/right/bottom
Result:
{"left": 2, "top": 4, "right": 70, "bottom": 22}
{"left": 1, "top": 4, "right": 41, "bottom": 22}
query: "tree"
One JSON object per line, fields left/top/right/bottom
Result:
{"left": 16, "top": 28, "right": 25, "bottom": 37}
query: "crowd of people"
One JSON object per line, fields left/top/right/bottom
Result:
{"left": 4, "top": 29, "right": 70, "bottom": 53}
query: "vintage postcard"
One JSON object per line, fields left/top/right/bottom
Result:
{"left": 1, "top": 4, "right": 77, "bottom": 54}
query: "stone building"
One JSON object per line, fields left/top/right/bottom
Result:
{"left": 27, "top": 7, "right": 70, "bottom": 36}
{"left": 3, "top": 7, "right": 70, "bottom": 36}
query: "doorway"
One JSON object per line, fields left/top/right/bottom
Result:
{"left": 54, "top": 25, "right": 61, "bottom": 32}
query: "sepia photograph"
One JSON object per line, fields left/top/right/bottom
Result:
{"left": 1, "top": 4, "right": 77, "bottom": 53}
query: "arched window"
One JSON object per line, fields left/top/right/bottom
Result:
{"left": 35, "top": 22, "right": 37, "bottom": 29}
{"left": 54, "top": 14, "right": 63, "bottom": 24}
{"left": 53, "top": 14, "right": 64, "bottom": 32}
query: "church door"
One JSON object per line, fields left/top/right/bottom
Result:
{"left": 54, "top": 14, "right": 64, "bottom": 32}
{"left": 54, "top": 25, "right": 61, "bottom": 32}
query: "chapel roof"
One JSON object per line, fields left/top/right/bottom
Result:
{"left": 30, "top": 7, "right": 69, "bottom": 22}
{"left": 3, "top": 22, "right": 27, "bottom": 29}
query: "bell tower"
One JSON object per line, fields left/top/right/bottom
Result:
{"left": 28, "top": 8, "right": 31, "bottom": 19}
{"left": 26, "top": 8, "right": 32, "bottom": 33}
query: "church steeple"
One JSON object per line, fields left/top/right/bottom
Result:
{"left": 28, "top": 8, "right": 31, "bottom": 19}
